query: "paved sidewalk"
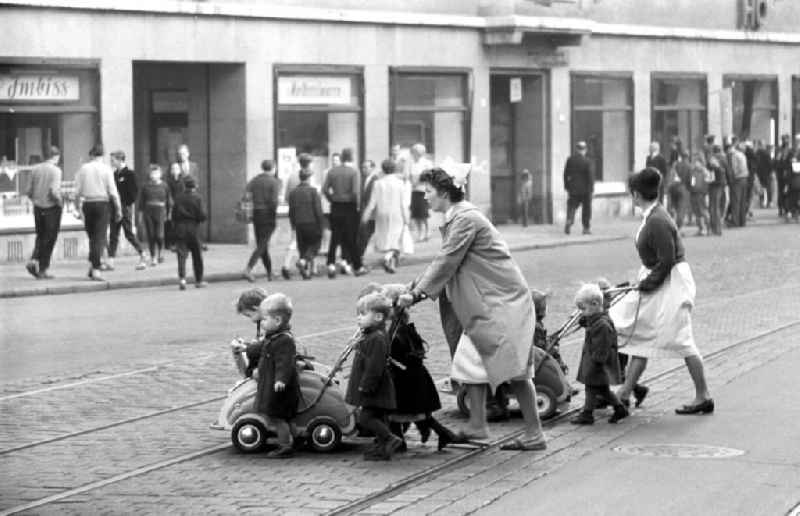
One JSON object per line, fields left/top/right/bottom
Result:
{"left": 0, "top": 218, "right": 639, "bottom": 298}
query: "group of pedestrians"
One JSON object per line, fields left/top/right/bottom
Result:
{"left": 24, "top": 142, "right": 208, "bottom": 289}
{"left": 645, "top": 133, "right": 800, "bottom": 237}
{"left": 243, "top": 145, "right": 431, "bottom": 284}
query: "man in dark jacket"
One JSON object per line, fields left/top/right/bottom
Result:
{"left": 243, "top": 159, "right": 280, "bottom": 282}
{"left": 108, "top": 151, "right": 147, "bottom": 270}
{"left": 775, "top": 134, "right": 793, "bottom": 217}
{"left": 322, "top": 149, "right": 367, "bottom": 277}
{"left": 563, "top": 141, "right": 594, "bottom": 235}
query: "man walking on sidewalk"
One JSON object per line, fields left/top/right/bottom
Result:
{"left": 563, "top": 140, "right": 594, "bottom": 235}
{"left": 25, "top": 145, "right": 63, "bottom": 280}
{"left": 243, "top": 159, "right": 280, "bottom": 282}
{"left": 322, "top": 149, "right": 367, "bottom": 278}
{"left": 74, "top": 144, "right": 122, "bottom": 281}
{"left": 728, "top": 140, "right": 750, "bottom": 227}
{"left": 108, "top": 150, "right": 147, "bottom": 271}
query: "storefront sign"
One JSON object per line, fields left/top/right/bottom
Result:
{"left": 510, "top": 77, "right": 522, "bottom": 103}
{"left": 0, "top": 75, "right": 79, "bottom": 102}
{"left": 526, "top": 50, "right": 568, "bottom": 68}
{"left": 278, "top": 76, "right": 351, "bottom": 105}
{"left": 152, "top": 90, "right": 188, "bottom": 113}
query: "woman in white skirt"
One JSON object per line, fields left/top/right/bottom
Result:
{"left": 611, "top": 167, "right": 714, "bottom": 415}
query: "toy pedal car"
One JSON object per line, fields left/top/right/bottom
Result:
{"left": 210, "top": 334, "right": 359, "bottom": 454}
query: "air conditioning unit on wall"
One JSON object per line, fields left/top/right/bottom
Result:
{"left": 740, "top": 0, "right": 768, "bottom": 30}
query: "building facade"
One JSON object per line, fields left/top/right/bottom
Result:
{"left": 1, "top": 0, "right": 798, "bottom": 261}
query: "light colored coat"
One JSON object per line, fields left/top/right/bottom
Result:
{"left": 362, "top": 174, "right": 408, "bottom": 252}
{"left": 415, "top": 202, "right": 534, "bottom": 390}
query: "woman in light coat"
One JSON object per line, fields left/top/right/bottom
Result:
{"left": 361, "top": 159, "right": 410, "bottom": 273}
{"left": 398, "top": 166, "right": 546, "bottom": 451}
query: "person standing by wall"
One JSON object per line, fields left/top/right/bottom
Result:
{"left": 172, "top": 175, "right": 207, "bottom": 290}
{"left": 24, "top": 145, "right": 63, "bottom": 280}
{"left": 787, "top": 134, "right": 800, "bottom": 222}
{"left": 755, "top": 140, "right": 773, "bottom": 209}
{"left": 645, "top": 142, "right": 669, "bottom": 205}
{"left": 728, "top": 140, "right": 750, "bottom": 227}
{"left": 775, "top": 134, "right": 792, "bottom": 218}
{"left": 322, "top": 149, "right": 367, "bottom": 278}
{"left": 137, "top": 164, "right": 171, "bottom": 265}
{"left": 108, "top": 150, "right": 147, "bottom": 271}
{"left": 706, "top": 145, "right": 729, "bottom": 236}
{"left": 563, "top": 140, "right": 594, "bottom": 235}
{"left": 74, "top": 144, "right": 122, "bottom": 281}
{"left": 243, "top": 159, "right": 280, "bottom": 282}
{"left": 408, "top": 143, "right": 433, "bottom": 242}
{"left": 517, "top": 169, "right": 533, "bottom": 227}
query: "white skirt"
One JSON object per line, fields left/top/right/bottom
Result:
{"left": 450, "top": 333, "right": 533, "bottom": 384}
{"left": 610, "top": 262, "right": 700, "bottom": 359}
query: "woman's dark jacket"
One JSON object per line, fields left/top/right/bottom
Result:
{"left": 576, "top": 312, "right": 622, "bottom": 387}
{"left": 389, "top": 321, "right": 441, "bottom": 415}
{"left": 345, "top": 327, "right": 396, "bottom": 410}
{"left": 637, "top": 204, "right": 685, "bottom": 292}
{"left": 245, "top": 329, "right": 300, "bottom": 420}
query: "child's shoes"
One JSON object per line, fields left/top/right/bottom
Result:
{"left": 265, "top": 445, "right": 294, "bottom": 459}
{"left": 608, "top": 405, "right": 630, "bottom": 424}
{"left": 570, "top": 412, "right": 595, "bottom": 425}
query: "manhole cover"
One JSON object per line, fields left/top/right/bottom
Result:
{"left": 612, "top": 444, "right": 745, "bottom": 459}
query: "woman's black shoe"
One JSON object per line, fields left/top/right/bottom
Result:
{"left": 675, "top": 398, "right": 714, "bottom": 415}
{"left": 633, "top": 385, "right": 649, "bottom": 408}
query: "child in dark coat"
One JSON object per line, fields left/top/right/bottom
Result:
{"left": 288, "top": 153, "right": 324, "bottom": 280}
{"left": 376, "top": 284, "right": 457, "bottom": 452}
{"left": 232, "top": 292, "right": 300, "bottom": 458}
{"left": 346, "top": 292, "right": 403, "bottom": 461}
{"left": 171, "top": 175, "right": 206, "bottom": 290}
{"left": 570, "top": 284, "right": 629, "bottom": 425}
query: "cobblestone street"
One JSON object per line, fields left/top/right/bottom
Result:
{"left": 1, "top": 221, "right": 799, "bottom": 515}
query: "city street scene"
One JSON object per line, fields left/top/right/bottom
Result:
{"left": 1, "top": 0, "right": 800, "bottom": 515}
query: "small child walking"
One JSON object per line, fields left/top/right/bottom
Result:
{"left": 570, "top": 283, "right": 629, "bottom": 425}
{"left": 288, "top": 153, "right": 324, "bottom": 280}
{"left": 171, "top": 175, "right": 206, "bottom": 290}
{"left": 232, "top": 292, "right": 300, "bottom": 459}
{"left": 137, "top": 164, "right": 172, "bottom": 266}
{"left": 346, "top": 292, "right": 403, "bottom": 460}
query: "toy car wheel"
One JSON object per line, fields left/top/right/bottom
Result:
{"left": 232, "top": 417, "right": 268, "bottom": 453}
{"left": 456, "top": 386, "right": 470, "bottom": 416}
{"left": 306, "top": 418, "right": 342, "bottom": 453}
{"left": 535, "top": 384, "right": 558, "bottom": 420}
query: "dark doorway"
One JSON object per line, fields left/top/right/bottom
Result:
{"left": 490, "top": 73, "right": 550, "bottom": 224}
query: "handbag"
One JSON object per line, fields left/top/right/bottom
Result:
{"left": 234, "top": 197, "right": 253, "bottom": 224}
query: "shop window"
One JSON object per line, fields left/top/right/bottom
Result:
{"left": 390, "top": 72, "right": 469, "bottom": 163}
{"left": 275, "top": 70, "right": 362, "bottom": 204}
{"left": 652, "top": 76, "right": 707, "bottom": 163}
{"left": 571, "top": 74, "right": 633, "bottom": 184}
{"left": 723, "top": 76, "right": 778, "bottom": 145}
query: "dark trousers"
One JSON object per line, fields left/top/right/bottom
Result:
{"left": 668, "top": 184, "right": 689, "bottom": 228}
{"left": 519, "top": 199, "right": 531, "bottom": 227}
{"left": 327, "top": 202, "right": 361, "bottom": 269}
{"left": 788, "top": 188, "right": 800, "bottom": 218}
{"left": 581, "top": 384, "right": 623, "bottom": 416}
{"left": 175, "top": 222, "right": 204, "bottom": 281}
{"left": 82, "top": 201, "right": 110, "bottom": 269}
{"left": 359, "top": 407, "right": 391, "bottom": 443}
{"left": 777, "top": 174, "right": 788, "bottom": 215}
{"left": 566, "top": 193, "right": 592, "bottom": 230}
{"left": 142, "top": 206, "right": 166, "bottom": 258}
{"left": 689, "top": 192, "right": 710, "bottom": 232}
{"left": 708, "top": 185, "right": 725, "bottom": 235}
{"left": 746, "top": 175, "right": 756, "bottom": 214}
{"left": 729, "top": 178, "right": 749, "bottom": 227}
{"left": 296, "top": 223, "right": 322, "bottom": 263}
{"left": 758, "top": 173, "right": 773, "bottom": 206}
{"left": 32, "top": 205, "right": 62, "bottom": 271}
{"left": 357, "top": 219, "right": 376, "bottom": 259}
{"left": 246, "top": 209, "right": 276, "bottom": 274}
{"left": 109, "top": 204, "right": 143, "bottom": 257}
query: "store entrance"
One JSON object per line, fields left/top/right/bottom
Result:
{"left": 133, "top": 62, "right": 246, "bottom": 243}
{"left": 489, "top": 73, "right": 550, "bottom": 224}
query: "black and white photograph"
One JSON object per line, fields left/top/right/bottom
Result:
{"left": 1, "top": 0, "right": 799, "bottom": 514}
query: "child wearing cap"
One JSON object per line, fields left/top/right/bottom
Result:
{"left": 288, "top": 153, "right": 324, "bottom": 280}
{"left": 171, "top": 175, "right": 207, "bottom": 290}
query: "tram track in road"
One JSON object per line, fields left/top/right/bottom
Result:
{"left": 2, "top": 318, "right": 798, "bottom": 516}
